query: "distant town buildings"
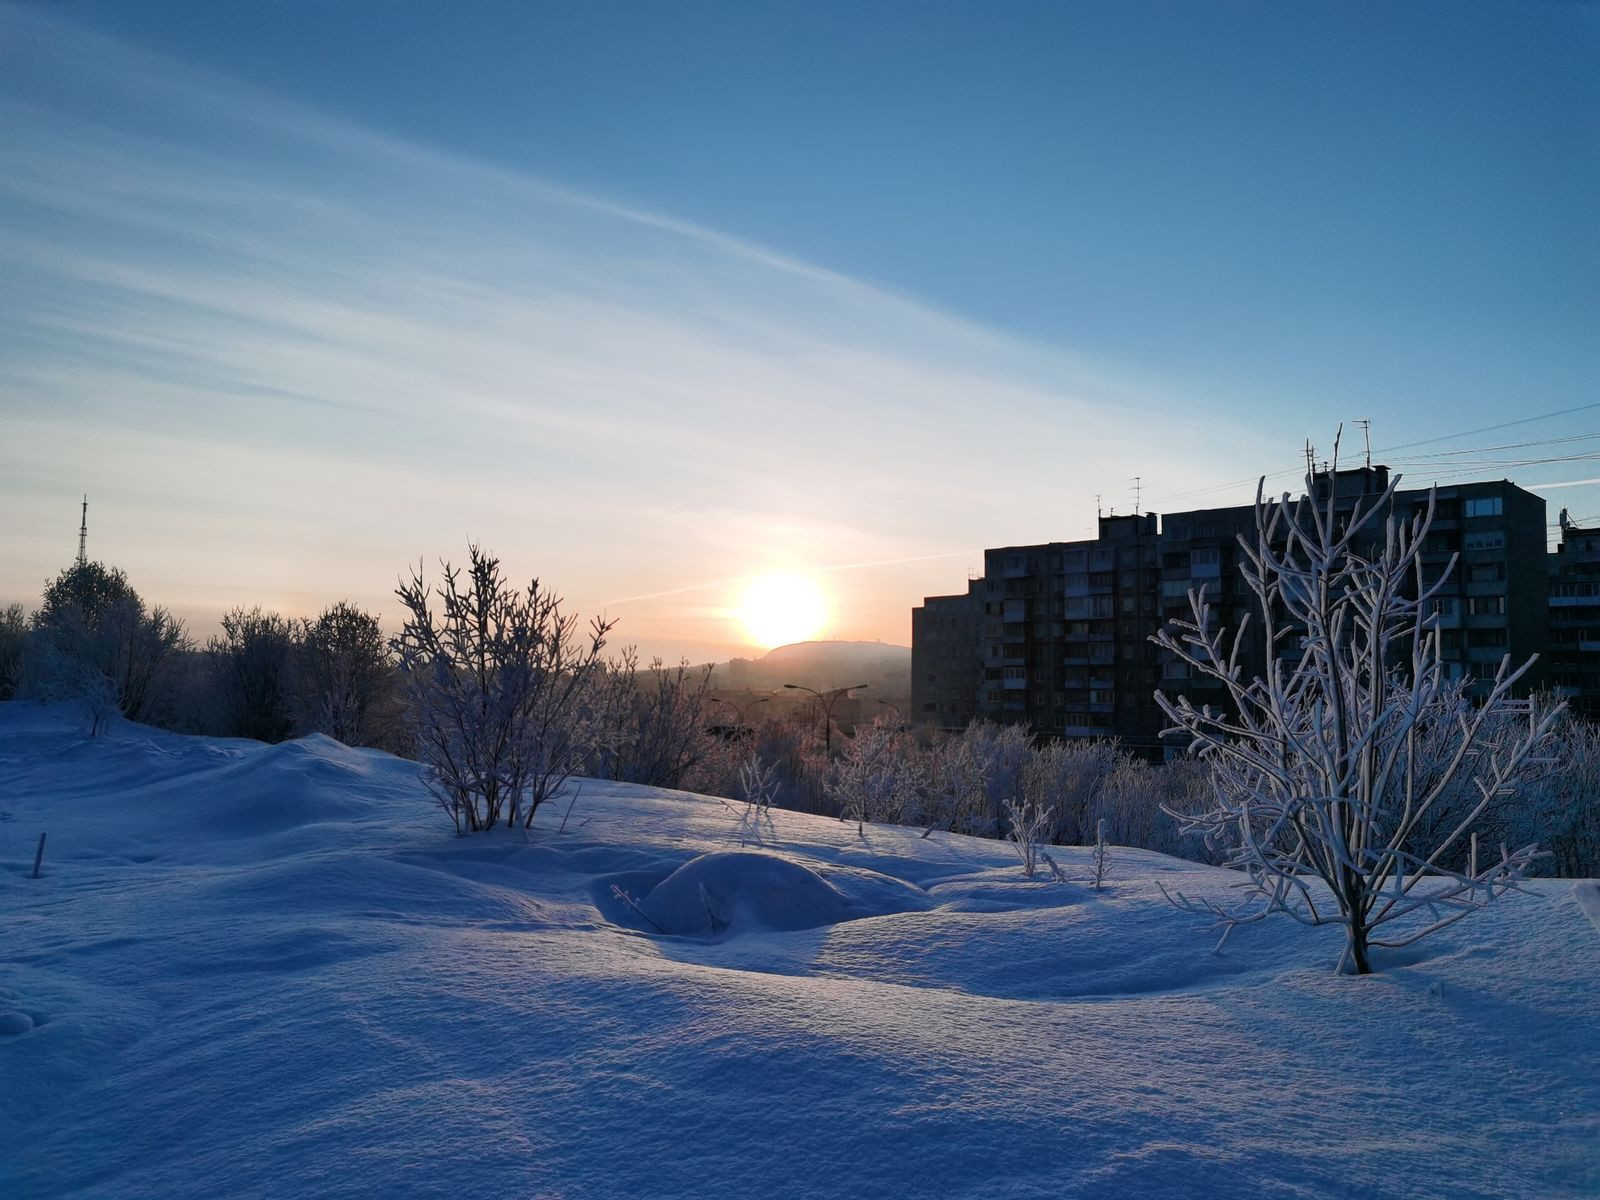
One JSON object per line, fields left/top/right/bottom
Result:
{"left": 912, "top": 465, "right": 1579, "bottom": 748}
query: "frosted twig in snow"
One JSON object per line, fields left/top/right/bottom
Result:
{"left": 1092, "top": 818, "right": 1110, "bottom": 891}
{"left": 557, "top": 782, "right": 586, "bottom": 835}
{"left": 1003, "top": 796, "right": 1054, "bottom": 878}
{"left": 610, "top": 885, "right": 665, "bottom": 934}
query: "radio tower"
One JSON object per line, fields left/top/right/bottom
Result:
{"left": 76, "top": 495, "right": 88, "bottom": 568}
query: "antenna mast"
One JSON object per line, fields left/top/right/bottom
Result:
{"left": 1132, "top": 475, "right": 1142, "bottom": 514}
{"left": 76, "top": 495, "right": 88, "bottom": 568}
{"left": 1355, "top": 418, "right": 1372, "bottom": 469}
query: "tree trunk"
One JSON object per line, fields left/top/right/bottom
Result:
{"left": 1346, "top": 914, "right": 1372, "bottom": 975}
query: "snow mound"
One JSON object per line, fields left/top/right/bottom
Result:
{"left": 190, "top": 736, "right": 380, "bottom": 837}
{"left": 635, "top": 850, "right": 927, "bottom": 936}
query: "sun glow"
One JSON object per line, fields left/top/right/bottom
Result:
{"left": 736, "top": 572, "right": 829, "bottom": 648}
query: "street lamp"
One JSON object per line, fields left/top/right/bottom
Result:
{"left": 708, "top": 695, "right": 768, "bottom": 735}
{"left": 876, "top": 699, "right": 904, "bottom": 729}
{"left": 783, "top": 682, "right": 868, "bottom": 757}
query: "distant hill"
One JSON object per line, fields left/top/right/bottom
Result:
{"left": 709, "top": 640, "right": 910, "bottom": 696}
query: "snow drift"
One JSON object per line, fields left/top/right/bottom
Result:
{"left": 0, "top": 703, "right": 1595, "bottom": 1199}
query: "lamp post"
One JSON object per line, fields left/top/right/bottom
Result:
{"left": 876, "top": 699, "right": 903, "bottom": 729}
{"left": 708, "top": 696, "right": 768, "bottom": 736}
{"left": 783, "top": 682, "right": 868, "bottom": 757}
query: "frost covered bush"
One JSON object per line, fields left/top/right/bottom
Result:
{"left": 926, "top": 720, "right": 1030, "bottom": 836}
{"left": 1089, "top": 756, "right": 1218, "bottom": 863}
{"left": 920, "top": 726, "right": 992, "bottom": 834}
{"left": 1155, "top": 450, "right": 1561, "bottom": 974}
{"left": 744, "top": 715, "right": 832, "bottom": 816}
{"left": 1526, "top": 716, "right": 1600, "bottom": 878}
{"left": 829, "top": 718, "right": 926, "bottom": 833}
{"left": 208, "top": 607, "right": 299, "bottom": 743}
{"left": 1021, "top": 738, "right": 1119, "bottom": 846}
{"left": 27, "top": 561, "right": 188, "bottom": 731}
{"left": 0, "top": 603, "right": 26, "bottom": 701}
{"left": 394, "top": 545, "right": 613, "bottom": 833}
{"left": 586, "top": 651, "right": 715, "bottom": 789}
{"left": 295, "top": 601, "right": 397, "bottom": 748}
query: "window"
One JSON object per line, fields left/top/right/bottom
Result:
{"left": 1464, "top": 531, "right": 1504, "bottom": 552}
{"left": 1190, "top": 547, "right": 1221, "bottom": 576}
{"left": 1468, "top": 596, "right": 1506, "bottom": 616}
{"left": 1465, "top": 497, "right": 1503, "bottom": 518}
{"left": 1469, "top": 628, "right": 1507, "bottom": 648}
{"left": 1427, "top": 597, "right": 1457, "bottom": 617}
{"left": 1468, "top": 563, "right": 1505, "bottom": 583}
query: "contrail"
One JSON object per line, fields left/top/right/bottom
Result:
{"left": 1528, "top": 477, "right": 1600, "bottom": 491}
{"left": 600, "top": 550, "right": 977, "bottom": 607}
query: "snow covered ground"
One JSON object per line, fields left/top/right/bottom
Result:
{"left": 1, "top": 704, "right": 1595, "bottom": 1199}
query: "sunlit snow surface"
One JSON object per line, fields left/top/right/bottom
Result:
{"left": 1, "top": 704, "right": 1595, "bottom": 1199}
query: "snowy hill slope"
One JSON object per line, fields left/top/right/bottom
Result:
{"left": 0, "top": 705, "right": 1595, "bottom": 1199}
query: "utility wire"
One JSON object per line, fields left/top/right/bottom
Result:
{"left": 1148, "top": 404, "right": 1600, "bottom": 510}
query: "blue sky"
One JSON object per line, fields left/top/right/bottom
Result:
{"left": 1, "top": 1, "right": 1596, "bottom": 659}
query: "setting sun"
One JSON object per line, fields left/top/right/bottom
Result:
{"left": 736, "top": 572, "right": 829, "bottom": 648}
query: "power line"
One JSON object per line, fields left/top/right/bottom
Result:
{"left": 1149, "top": 404, "right": 1600, "bottom": 511}
{"left": 1371, "top": 402, "right": 1600, "bottom": 456}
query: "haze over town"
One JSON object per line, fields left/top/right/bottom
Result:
{"left": 3, "top": 1, "right": 1596, "bottom": 662}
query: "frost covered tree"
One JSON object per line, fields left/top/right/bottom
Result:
{"left": 1523, "top": 715, "right": 1600, "bottom": 878}
{"left": 828, "top": 718, "right": 926, "bottom": 833}
{"left": 209, "top": 607, "right": 299, "bottom": 743}
{"left": 28, "top": 561, "right": 188, "bottom": 729}
{"left": 296, "top": 601, "right": 395, "bottom": 747}
{"left": 586, "top": 651, "right": 714, "bottom": 789}
{"left": 1154, "top": 449, "right": 1561, "bottom": 974}
{"left": 394, "top": 546, "right": 613, "bottom": 833}
{"left": 1021, "top": 737, "right": 1119, "bottom": 846}
{"left": 0, "top": 603, "right": 26, "bottom": 701}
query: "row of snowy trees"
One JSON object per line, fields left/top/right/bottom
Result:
{"left": 3, "top": 564, "right": 403, "bottom": 747}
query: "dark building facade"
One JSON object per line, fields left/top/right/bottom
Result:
{"left": 910, "top": 580, "right": 984, "bottom": 731}
{"left": 974, "top": 514, "right": 1164, "bottom": 753}
{"left": 1550, "top": 515, "right": 1600, "bottom": 723}
{"left": 1155, "top": 469, "right": 1549, "bottom": 701}
{"left": 913, "top": 466, "right": 1556, "bottom": 747}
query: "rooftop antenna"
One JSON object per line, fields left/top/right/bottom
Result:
{"left": 1355, "top": 418, "right": 1372, "bottom": 469}
{"left": 1304, "top": 440, "right": 1316, "bottom": 478}
{"left": 1132, "top": 475, "right": 1142, "bottom": 514}
{"left": 76, "top": 495, "right": 88, "bottom": 568}
{"left": 1095, "top": 493, "right": 1102, "bottom": 520}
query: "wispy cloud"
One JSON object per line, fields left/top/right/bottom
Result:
{"left": 0, "top": 4, "right": 1275, "bottom": 655}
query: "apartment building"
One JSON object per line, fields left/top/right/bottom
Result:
{"left": 910, "top": 580, "right": 983, "bottom": 731}
{"left": 913, "top": 465, "right": 1554, "bottom": 748}
{"left": 1156, "top": 468, "right": 1549, "bottom": 700}
{"left": 1550, "top": 515, "right": 1600, "bottom": 722}
{"left": 974, "top": 514, "right": 1164, "bottom": 753}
